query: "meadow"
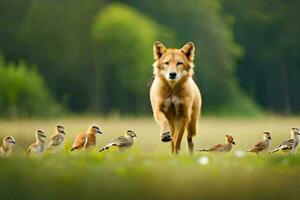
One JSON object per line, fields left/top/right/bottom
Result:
{"left": 0, "top": 116, "right": 300, "bottom": 200}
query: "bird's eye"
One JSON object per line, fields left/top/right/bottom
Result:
{"left": 177, "top": 62, "right": 183, "bottom": 66}
{"left": 164, "top": 62, "right": 169, "bottom": 65}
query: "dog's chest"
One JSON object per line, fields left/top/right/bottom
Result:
{"left": 162, "top": 95, "right": 184, "bottom": 115}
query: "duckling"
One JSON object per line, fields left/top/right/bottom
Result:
{"left": 47, "top": 125, "right": 66, "bottom": 152}
{"left": 247, "top": 131, "right": 272, "bottom": 155}
{"left": 197, "top": 135, "right": 236, "bottom": 153}
{"left": 270, "top": 128, "right": 300, "bottom": 154}
{"left": 99, "top": 130, "right": 137, "bottom": 152}
{"left": 0, "top": 136, "right": 16, "bottom": 157}
{"left": 27, "top": 130, "right": 46, "bottom": 155}
{"left": 70, "top": 125, "right": 102, "bottom": 151}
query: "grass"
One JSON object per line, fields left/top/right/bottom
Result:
{"left": 0, "top": 116, "right": 300, "bottom": 200}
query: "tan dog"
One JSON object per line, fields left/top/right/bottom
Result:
{"left": 150, "top": 41, "right": 202, "bottom": 154}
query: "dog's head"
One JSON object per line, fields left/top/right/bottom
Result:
{"left": 153, "top": 41, "right": 195, "bottom": 85}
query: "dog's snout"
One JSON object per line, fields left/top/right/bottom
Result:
{"left": 169, "top": 72, "right": 177, "bottom": 79}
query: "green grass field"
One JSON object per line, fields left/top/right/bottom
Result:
{"left": 0, "top": 116, "right": 300, "bottom": 200}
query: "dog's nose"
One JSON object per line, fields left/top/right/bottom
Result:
{"left": 169, "top": 72, "right": 177, "bottom": 79}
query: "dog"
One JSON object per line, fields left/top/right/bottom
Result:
{"left": 150, "top": 41, "right": 202, "bottom": 154}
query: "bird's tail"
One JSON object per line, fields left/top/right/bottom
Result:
{"left": 99, "top": 143, "right": 116, "bottom": 152}
{"left": 270, "top": 148, "right": 279, "bottom": 154}
{"left": 197, "top": 148, "right": 210, "bottom": 152}
{"left": 70, "top": 146, "right": 77, "bottom": 151}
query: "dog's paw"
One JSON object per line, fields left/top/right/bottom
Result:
{"left": 161, "top": 132, "right": 172, "bottom": 142}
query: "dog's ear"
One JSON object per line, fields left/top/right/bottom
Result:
{"left": 181, "top": 42, "right": 195, "bottom": 62}
{"left": 153, "top": 41, "right": 167, "bottom": 60}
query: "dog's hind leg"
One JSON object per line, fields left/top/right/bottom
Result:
{"left": 187, "top": 118, "right": 197, "bottom": 154}
{"left": 187, "top": 105, "right": 200, "bottom": 154}
{"left": 169, "top": 123, "right": 175, "bottom": 154}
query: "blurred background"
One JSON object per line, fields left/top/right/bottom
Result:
{"left": 0, "top": 0, "right": 299, "bottom": 118}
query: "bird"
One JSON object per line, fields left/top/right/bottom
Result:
{"left": 47, "top": 125, "right": 66, "bottom": 152}
{"left": 70, "top": 125, "right": 102, "bottom": 151}
{"left": 0, "top": 136, "right": 16, "bottom": 157}
{"left": 247, "top": 131, "right": 272, "bottom": 155}
{"left": 270, "top": 128, "right": 300, "bottom": 154}
{"left": 99, "top": 130, "right": 137, "bottom": 152}
{"left": 197, "top": 135, "right": 236, "bottom": 153}
{"left": 27, "top": 130, "right": 47, "bottom": 155}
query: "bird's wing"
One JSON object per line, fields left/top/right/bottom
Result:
{"left": 72, "top": 133, "right": 86, "bottom": 148}
{"left": 27, "top": 143, "right": 36, "bottom": 153}
{"left": 105, "top": 136, "right": 127, "bottom": 148}
{"left": 110, "top": 136, "right": 127, "bottom": 146}
{"left": 279, "top": 139, "right": 294, "bottom": 150}
{"left": 250, "top": 141, "right": 266, "bottom": 151}
{"left": 209, "top": 144, "right": 224, "bottom": 151}
{"left": 83, "top": 136, "right": 88, "bottom": 150}
{"left": 99, "top": 136, "right": 125, "bottom": 152}
{"left": 272, "top": 139, "right": 294, "bottom": 153}
{"left": 48, "top": 134, "right": 63, "bottom": 148}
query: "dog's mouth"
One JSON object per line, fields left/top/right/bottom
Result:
{"left": 168, "top": 77, "right": 177, "bottom": 81}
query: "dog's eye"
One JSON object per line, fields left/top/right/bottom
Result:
{"left": 164, "top": 62, "right": 169, "bottom": 65}
{"left": 177, "top": 62, "right": 183, "bottom": 66}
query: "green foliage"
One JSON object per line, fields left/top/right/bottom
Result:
{"left": 2, "top": 0, "right": 299, "bottom": 115}
{"left": 223, "top": 0, "right": 300, "bottom": 114}
{"left": 19, "top": 0, "right": 104, "bottom": 111}
{"left": 91, "top": 3, "right": 174, "bottom": 113}
{"left": 0, "top": 54, "right": 62, "bottom": 117}
{"left": 120, "top": 0, "right": 260, "bottom": 115}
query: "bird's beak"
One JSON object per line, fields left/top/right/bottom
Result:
{"left": 268, "top": 136, "right": 272, "bottom": 140}
{"left": 41, "top": 135, "right": 46, "bottom": 138}
{"left": 11, "top": 141, "right": 16, "bottom": 144}
{"left": 97, "top": 130, "right": 102, "bottom": 134}
{"left": 232, "top": 141, "right": 236, "bottom": 145}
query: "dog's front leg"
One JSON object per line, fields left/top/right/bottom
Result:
{"left": 153, "top": 109, "right": 172, "bottom": 142}
{"left": 173, "top": 101, "right": 192, "bottom": 154}
{"left": 173, "top": 118, "right": 189, "bottom": 154}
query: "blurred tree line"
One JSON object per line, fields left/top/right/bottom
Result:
{"left": 0, "top": 0, "right": 299, "bottom": 117}
{"left": 223, "top": 0, "right": 300, "bottom": 114}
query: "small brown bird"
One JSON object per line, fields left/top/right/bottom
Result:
{"left": 0, "top": 136, "right": 16, "bottom": 157}
{"left": 247, "top": 131, "right": 272, "bottom": 155}
{"left": 70, "top": 125, "right": 102, "bottom": 151}
{"left": 99, "top": 130, "right": 137, "bottom": 152}
{"left": 270, "top": 128, "right": 300, "bottom": 154}
{"left": 27, "top": 130, "right": 47, "bottom": 155}
{"left": 47, "top": 125, "right": 66, "bottom": 152}
{"left": 197, "top": 135, "right": 236, "bottom": 153}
